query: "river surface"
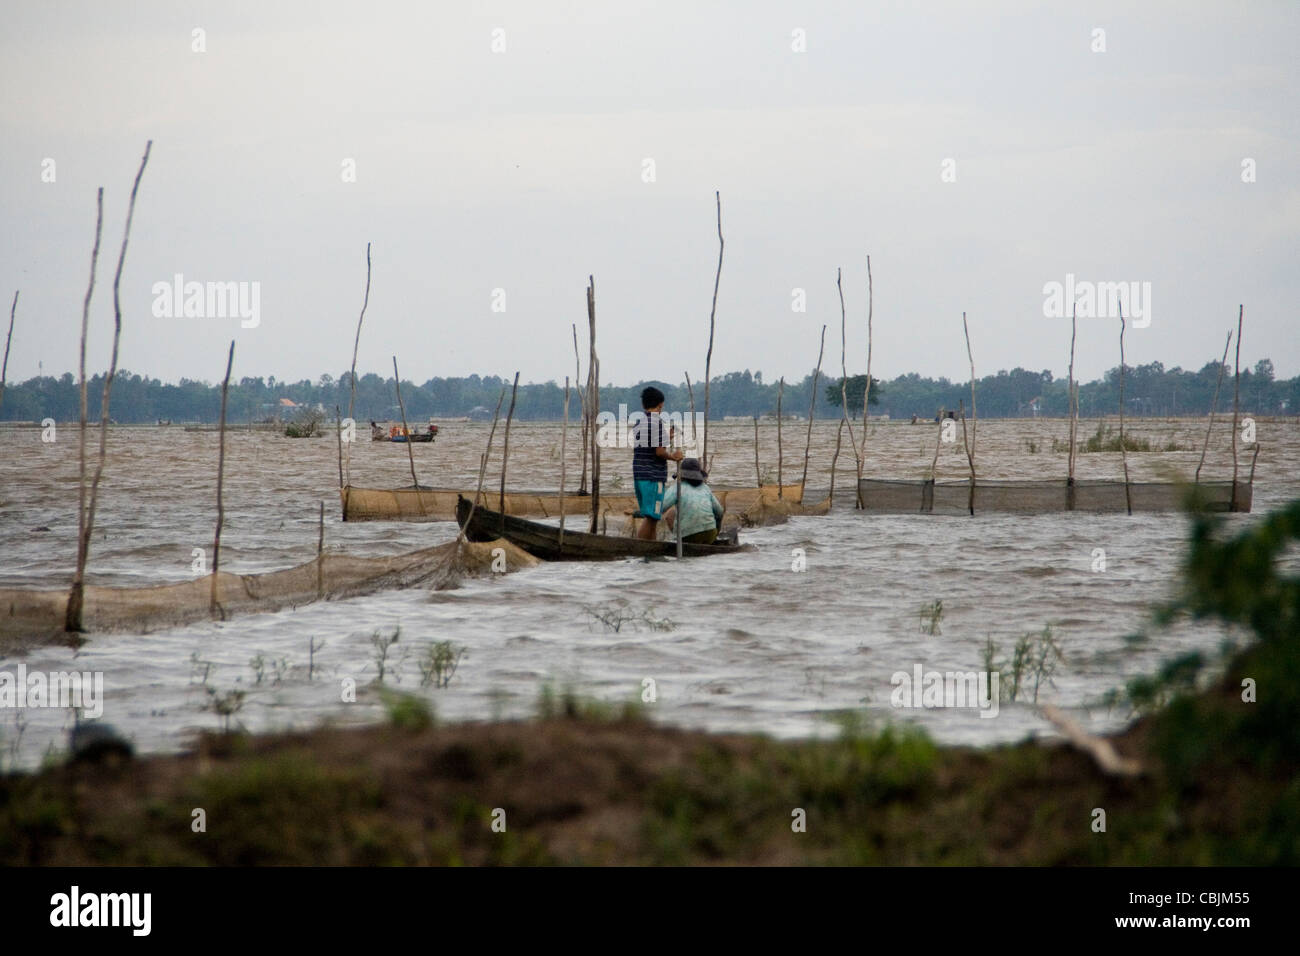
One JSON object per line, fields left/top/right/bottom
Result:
{"left": 1, "top": 416, "right": 1296, "bottom": 769}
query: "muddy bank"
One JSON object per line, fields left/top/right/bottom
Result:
{"left": 1, "top": 680, "right": 1292, "bottom": 865}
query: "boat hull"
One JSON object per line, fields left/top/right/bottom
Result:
{"left": 455, "top": 496, "right": 752, "bottom": 561}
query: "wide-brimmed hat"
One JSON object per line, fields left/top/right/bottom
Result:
{"left": 679, "top": 457, "right": 708, "bottom": 482}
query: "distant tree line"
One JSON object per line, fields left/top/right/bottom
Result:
{"left": 0, "top": 358, "right": 1294, "bottom": 424}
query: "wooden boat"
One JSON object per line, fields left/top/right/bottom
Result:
{"left": 371, "top": 423, "right": 438, "bottom": 442}
{"left": 455, "top": 495, "right": 753, "bottom": 561}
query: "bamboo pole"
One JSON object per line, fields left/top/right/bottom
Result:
{"left": 0, "top": 290, "right": 16, "bottom": 415}
{"left": 929, "top": 413, "right": 943, "bottom": 482}
{"left": 684, "top": 371, "right": 697, "bottom": 453}
{"left": 800, "top": 324, "right": 827, "bottom": 495}
{"left": 335, "top": 404, "right": 344, "bottom": 490}
{"left": 560, "top": 375, "right": 570, "bottom": 550}
{"left": 345, "top": 242, "right": 371, "bottom": 489}
{"left": 1195, "top": 330, "right": 1233, "bottom": 486}
{"left": 316, "top": 500, "right": 325, "bottom": 599}
{"left": 573, "top": 323, "right": 588, "bottom": 495}
{"left": 959, "top": 400, "right": 973, "bottom": 515}
{"left": 66, "top": 189, "right": 104, "bottom": 633}
{"left": 836, "top": 268, "right": 862, "bottom": 508}
{"left": 961, "top": 312, "right": 977, "bottom": 514}
{"left": 391, "top": 356, "right": 419, "bottom": 495}
{"left": 457, "top": 386, "right": 507, "bottom": 543}
{"left": 1067, "top": 305, "right": 1078, "bottom": 505}
{"left": 1118, "top": 306, "right": 1132, "bottom": 515}
{"left": 702, "top": 191, "right": 723, "bottom": 469}
{"left": 1231, "top": 305, "right": 1243, "bottom": 510}
{"left": 499, "top": 370, "right": 520, "bottom": 526}
{"left": 776, "top": 377, "right": 784, "bottom": 498}
{"left": 68, "top": 141, "right": 150, "bottom": 633}
{"left": 859, "top": 256, "right": 873, "bottom": 500}
{"left": 588, "top": 277, "right": 601, "bottom": 534}
{"left": 828, "top": 419, "right": 845, "bottom": 507}
{"left": 753, "top": 416, "right": 761, "bottom": 486}
{"left": 210, "top": 339, "right": 235, "bottom": 618}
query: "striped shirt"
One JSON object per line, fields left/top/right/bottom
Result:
{"left": 632, "top": 412, "right": 671, "bottom": 482}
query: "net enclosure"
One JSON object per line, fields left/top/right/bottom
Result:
{"left": 856, "top": 477, "right": 1250, "bottom": 515}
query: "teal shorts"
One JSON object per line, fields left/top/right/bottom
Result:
{"left": 634, "top": 479, "right": 665, "bottom": 519}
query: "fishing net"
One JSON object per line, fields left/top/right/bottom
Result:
{"left": 855, "top": 478, "right": 1248, "bottom": 515}
{"left": 340, "top": 483, "right": 806, "bottom": 522}
{"left": 0, "top": 538, "right": 539, "bottom": 646}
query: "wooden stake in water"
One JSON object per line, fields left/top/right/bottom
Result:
{"left": 69, "top": 140, "right": 150, "bottom": 633}
{"left": 573, "top": 322, "right": 588, "bottom": 496}
{"left": 800, "top": 324, "right": 827, "bottom": 495}
{"left": 1117, "top": 305, "right": 1132, "bottom": 516}
{"left": 777, "top": 377, "right": 784, "bottom": 499}
{"left": 211, "top": 339, "right": 235, "bottom": 618}
{"left": 0, "top": 290, "right": 16, "bottom": 416}
{"left": 836, "top": 267, "right": 862, "bottom": 508}
{"left": 316, "top": 499, "right": 325, "bottom": 600}
{"left": 702, "top": 191, "right": 723, "bottom": 469}
{"left": 1230, "top": 304, "right": 1244, "bottom": 511}
{"left": 345, "top": 242, "right": 371, "bottom": 489}
{"left": 499, "top": 371, "right": 521, "bottom": 526}
{"left": 1196, "top": 329, "right": 1234, "bottom": 486}
{"left": 1066, "top": 305, "right": 1078, "bottom": 508}
{"left": 859, "top": 255, "right": 874, "bottom": 503}
{"left": 560, "top": 374, "right": 570, "bottom": 552}
{"left": 753, "top": 416, "right": 761, "bottom": 487}
{"left": 67, "top": 189, "right": 104, "bottom": 633}
{"left": 587, "top": 277, "right": 601, "bottom": 534}
{"left": 675, "top": 458, "right": 683, "bottom": 558}
{"left": 391, "top": 355, "right": 420, "bottom": 494}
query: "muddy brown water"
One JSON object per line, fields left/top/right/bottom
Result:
{"left": 1, "top": 417, "right": 1296, "bottom": 768}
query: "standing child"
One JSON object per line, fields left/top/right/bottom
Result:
{"left": 631, "top": 386, "right": 684, "bottom": 540}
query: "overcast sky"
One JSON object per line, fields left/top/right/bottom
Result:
{"left": 1, "top": 1, "right": 1296, "bottom": 391}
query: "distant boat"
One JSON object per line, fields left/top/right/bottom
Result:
{"left": 371, "top": 422, "right": 438, "bottom": 443}
{"left": 456, "top": 495, "right": 752, "bottom": 561}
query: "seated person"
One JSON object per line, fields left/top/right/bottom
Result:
{"left": 662, "top": 458, "right": 724, "bottom": 544}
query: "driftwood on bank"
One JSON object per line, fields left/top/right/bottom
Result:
{"left": 1041, "top": 704, "right": 1143, "bottom": 778}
